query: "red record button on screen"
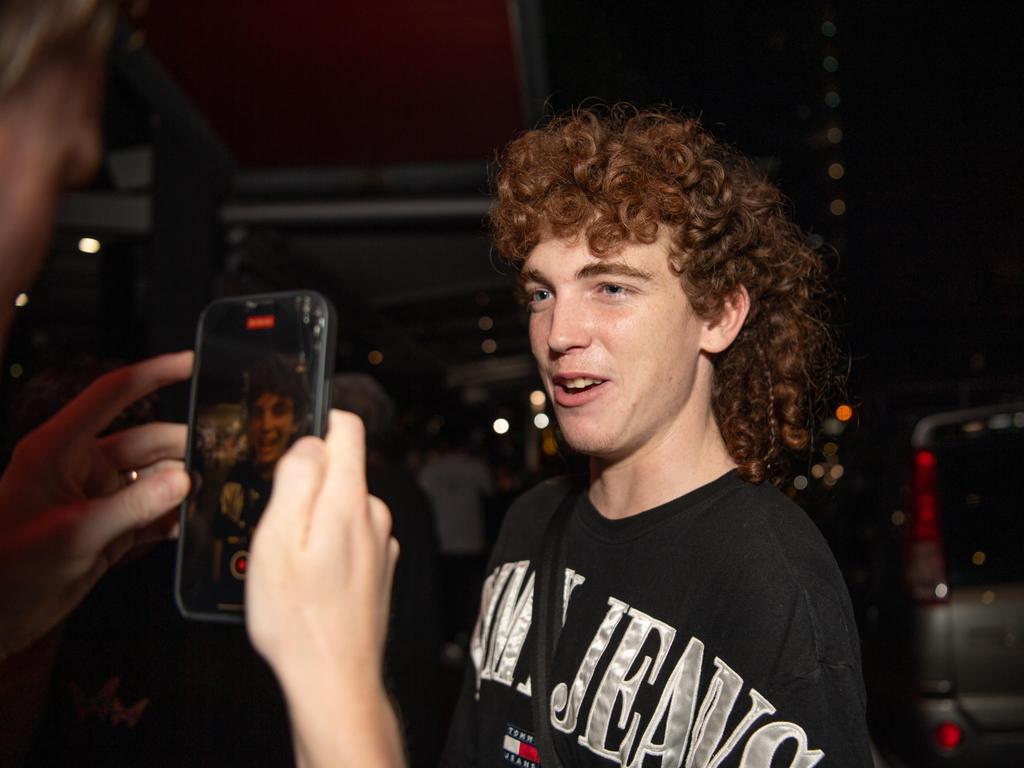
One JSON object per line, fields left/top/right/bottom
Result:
{"left": 230, "top": 550, "right": 249, "bottom": 580}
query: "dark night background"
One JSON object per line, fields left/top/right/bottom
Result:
{"left": 544, "top": 2, "right": 1023, "bottom": 388}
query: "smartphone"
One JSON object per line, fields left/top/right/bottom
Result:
{"left": 175, "top": 291, "right": 336, "bottom": 622}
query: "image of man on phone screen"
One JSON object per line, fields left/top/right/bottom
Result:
{"left": 212, "top": 356, "right": 310, "bottom": 582}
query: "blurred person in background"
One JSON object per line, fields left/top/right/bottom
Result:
{"left": 418, "top": 420, "right": 493, "bottom": 648}
{"left": 332, "top": 373, "right": 441, "bottom": 767}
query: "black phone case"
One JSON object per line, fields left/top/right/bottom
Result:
{"left": 174, "top": 290, "right": 337, "bottom": 623}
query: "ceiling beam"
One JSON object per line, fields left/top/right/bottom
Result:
{"left": 221, "top": 197, "right": 490, "bottom": 228}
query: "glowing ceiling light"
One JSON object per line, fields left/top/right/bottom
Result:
{"left": 78, "top": 237, "right": 101, "bottom": 254}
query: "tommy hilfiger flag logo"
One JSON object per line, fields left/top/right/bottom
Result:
{"left": 502, "top": 723, "right": 540, "bottom": 767}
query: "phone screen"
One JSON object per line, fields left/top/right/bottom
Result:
{"left": 176, "top": 292, "right": 334, "bottom": 620}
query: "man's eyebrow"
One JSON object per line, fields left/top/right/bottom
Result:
{"left": 516, "top": 268, "right": 546, "bottom": 304}
{"left": 519, "top": 267, "right": 547, "bottom": 286}
{"left": 520, "top": 262, "right": 654, "bottom": 285}
{"left": 575, "top": 261, "right": 654, "bottom": 281}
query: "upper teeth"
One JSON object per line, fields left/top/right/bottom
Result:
{"left": 564, "top": 377, "right": 599, "bottom": 390}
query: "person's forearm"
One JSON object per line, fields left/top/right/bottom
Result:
{"left": 281, "top": 666, "right": 405, "bottom": 768}
{"left": 244, "top": 414, "right": 404, "bottom": 768}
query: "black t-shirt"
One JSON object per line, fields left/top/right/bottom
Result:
{"left": 442, "top": 471, "right": 872, "bottom": 767}
{"left": 215, "top": 460, "right": 272, "bottom": 536}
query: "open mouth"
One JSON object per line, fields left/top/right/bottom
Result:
{"left": 553, "top": 375, "right": 607, "bottom": 398}
{"left": 254, "top": 435, "right": 281, "bottom": 456}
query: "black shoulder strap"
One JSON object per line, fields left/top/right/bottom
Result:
{"left": 531, "top": 482, "right": 578, "bottom": 768}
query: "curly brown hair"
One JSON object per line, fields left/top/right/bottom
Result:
{"left": 491, "top": 106, "right": 839, "bottom": 485}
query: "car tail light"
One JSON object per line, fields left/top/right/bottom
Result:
{"left": 904, "top": 450, "right": 949, "bottom": 602}
{"left": 934, "top": 721, "right": 963, "bottom": 750}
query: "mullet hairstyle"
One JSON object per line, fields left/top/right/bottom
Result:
{"left": 0, "top": 0, "right": 118, "bottom": 101}
{"left": 491, "top": 106, "right": 840, "bottom": 485}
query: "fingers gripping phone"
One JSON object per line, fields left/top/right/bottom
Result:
{"left": 175, "top": 291, "right": 336, "bottom": 622}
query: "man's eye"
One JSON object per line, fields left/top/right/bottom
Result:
{"left": 601, "top": 284, "right": 627, "bottom": 296}
{"left": 530, "top": 288, "right": 552, "bottom": 302}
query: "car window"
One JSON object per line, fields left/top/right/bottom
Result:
{"left": 936, "top": 430, "right": 1024, "bottom": 586}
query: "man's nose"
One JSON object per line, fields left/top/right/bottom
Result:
{"left": 546, "top": 295, "right": 592, "bottom": 354}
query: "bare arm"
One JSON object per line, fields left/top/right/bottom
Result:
{"left": 247, "top": 411, "right": 405, "bottom": 768}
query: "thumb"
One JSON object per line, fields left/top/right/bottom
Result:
{"left": 77, "top": 468, "right": 189, "bottom": 556}
{"left": 258, "top": 437, "right": 328, "bottom": 547}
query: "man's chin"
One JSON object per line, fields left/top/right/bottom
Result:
{"left": 558, "top": 428, "right": 621, "bottom": 459}
{"left": 253, "top": 454, "right": 280, "bottom": 473}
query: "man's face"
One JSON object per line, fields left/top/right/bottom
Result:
{"left": 0, "top": 58, "right": 104, "bottom": 347}
{"left": 524, "top": 232, "right": 712, "bottom": 464}
{"left": 248, "top": 392, "right": 299, "bottom": 472}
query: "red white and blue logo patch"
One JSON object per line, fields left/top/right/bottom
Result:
{"left": 502, "top": 722, "right": 540, "bottom": 767}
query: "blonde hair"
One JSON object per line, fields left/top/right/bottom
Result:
{"left": 0, "top": 0, "right": 117, "bottom": 101}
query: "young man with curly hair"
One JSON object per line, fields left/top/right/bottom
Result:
{"left": 441, "top": 108, "right": 872, "bottom": 767}
{"left": 212, "top": 357, "right": 310, "bottom": 598}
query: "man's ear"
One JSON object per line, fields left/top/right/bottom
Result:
{"left": 700, "top": 285, "right": 750, "bottom": 354}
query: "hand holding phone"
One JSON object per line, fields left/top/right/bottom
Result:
{"left": 175, "top": 292, "right": 336, "bottom": 621}
{"left": 246, "top": 411, "right": 404, "bottom": 767}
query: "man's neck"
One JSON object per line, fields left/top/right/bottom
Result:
{"left": 586, "top": 410, "right": 736, "bottom": 520}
